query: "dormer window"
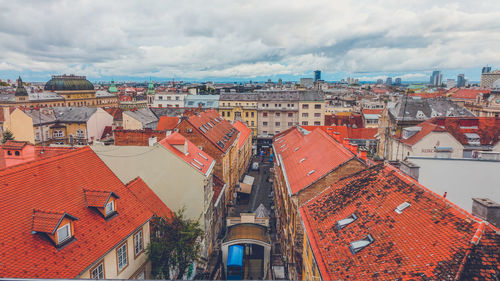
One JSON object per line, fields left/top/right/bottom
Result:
{"left": 32, "top": 209, "right": 78, "bottom": 248}
{"left": 84, "top": 190, "right": 120, "bottom": 219}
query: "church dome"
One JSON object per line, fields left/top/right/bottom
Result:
{"left": 15, "top": 76, "right": 28, "bottom": 97}
{"left": 44, "top": 74, "right": 94, "bottom": 91}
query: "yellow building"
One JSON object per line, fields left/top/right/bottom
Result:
{"left": 219, "top": 93, "right": 259, "bottom": 136}
{"left": 298, "top": 91, "right": 325, "bottom": 126}
{"left": 302, "top": 233, "right": 321, "bottom": 281}
{"left": 0, "top": 75, "right": 118, "bottom": 108}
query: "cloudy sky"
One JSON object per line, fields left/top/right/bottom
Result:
{"left": 0, "top": 0, "right": 499, "bottom": 82}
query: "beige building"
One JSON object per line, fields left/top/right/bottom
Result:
{"left": 480, "top": 70, "right": 500, "bottom": 88}
{"left": 298, "top": 91, "right": 325, "bottom": 126}
{"left": 122, "top": 108, "right": 159, "bottom": 130}
{"left": 257, "top": 91, "right": 300, "bottom": 138}
{"left": 91, "top": 133, "right": 221, "bottom": 260}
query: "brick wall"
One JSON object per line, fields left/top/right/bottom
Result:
{"left": 114, "top": 129, "right": 167, "bottom": 146}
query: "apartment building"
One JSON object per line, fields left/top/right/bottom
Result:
{"left": 219, "top": 93, "right": 258, "bottom": 136}
{"left": 298, "top": 91, "right": 325, "bottom": 126}
{"left": 257, "top": 91, "right": 300, "bottom": 138}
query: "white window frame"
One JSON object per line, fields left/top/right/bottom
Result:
{"left": 117, "top": 243, "right": 128, "bottom": 271}
{"left": 134, "top": 230, "right": 144, "bottom": 256}
{"left": 91, "top": 261, "right": 104, "bottom": 279}
{"left": 105, "top": 200, "right": 115, "bottom": 216}
{"left": 57, "top": 223, "right": 71, "bottom": 244}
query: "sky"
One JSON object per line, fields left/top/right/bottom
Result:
{"left": 1, "top": 0, "right": 500, "bottom": 83}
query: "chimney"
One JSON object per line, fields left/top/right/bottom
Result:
{"left": 399, "top": 160, "right": 419, "bottom": 181}
{"left": 149, "top": 136, "right": 158, "bottom": 146}
{"left": 472, "top": 198, "right": 500, "bottom": 227}
{"left": 358, "top": 148, "right": 368, "bottom": 161}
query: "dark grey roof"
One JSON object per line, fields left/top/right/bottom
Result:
{"left": 257, "top": 91, "right": 300, "bottom": 101}
{"left": 24, "top": 109, "right": 57, "bottom": 125}
{"left": 53, "top": 107, "right": 97, "bottom": 122}
{"left": 150, "top": 107, "right": 189, "bottom": 118}
{"left": 219, "top": 92, "right": 258, "bottom": 101}
{"left": 123, "top": 108, "right": 158, "bottom": 126}
{"left": 0, "top": 93, "right": 15, "bottom": 102}
{"left": 299, "top": 91, "right": 324, "bottom": 101}
{"left": 389, "top": 98, "right": 474, "bottom": 121}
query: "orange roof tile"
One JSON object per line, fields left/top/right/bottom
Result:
{"left": 182, "top": 109, "right": 239, "bottom": 153}
{"left": 0, "top": 146, "right": 153, "bottom": 278}
{"left": 126, "top": 177, "right": 173, "bottom": 219}
{"left": 159, "top": 132, "right": 215, "bottom": 176}
{"left": 32, "top": 210, "right": 77, "bottom": 234}
{"left": 84, "top": 190, "right": 118, "bottom": 208}
{"left": 156, "top": 116, "right": 180, "bottom": 130}
{"left": 449, "top": 89, "right": 490, "bottom": 100}
{"left": 299, "top": 164, "right": 500, "bottom": 280}
{"left": 273, "top": 127, "right": 357, "bottom": 194}
{"left": 362, "top": 108, "right": 384, "bottom": 115}
{"left": 232, "top": 120, "right": 252, "bottom": 149}
{"left": 2, "top": 140, "right": 28, "bottom": 149}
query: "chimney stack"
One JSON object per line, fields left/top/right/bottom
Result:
{"left": 472, "top": 198, "right": 500, "bottom": 227}
{"left": 399, "top": 160, "right": 419, "bottom": 181}
{"left": 148, "top": 136, "right": 158, "bottom": 146}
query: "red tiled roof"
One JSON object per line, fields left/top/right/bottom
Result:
{"left": 232, "top": 120, "right": 252, "bottom": 149}
{"left": 0, "top": 146, "right": 153, "bottom": 278}
{"left": 84, "top": 190, "right": 117, "bottom": 208}
{"left": 104, "top": 107, "right": 123, "bottom": 121}
{"left": 299, "top": 164, "right": 500, "bottom": 280}
{"left": 181, "top": 109, "right": 239, "bottom": 153}
{"left": 449, "top": 89, "right": 490, "bottom": 100}
{"left": 159, "top": 131, "right": 215, "bottom": 176}
{"left": 428, "top": 117, "right": 500, "bottom": 146}
{"left": 32, "top": 210, "right": 77, "bottom": 234}
{"left": 101, "top": 125, "right": 113, "bottom": 139}
{"left": 0, "top": 145, "right": 74, "bottom": 169}
{"left": 2, "top": 140, "right": 28, "bottom": 149}
{"left": 273, "top": 127, "right": 356, "bottom": 194}
{"left": 361, "top": 108, "right": 384, "bottom": 115}
{"left": 126, "top": 177, "right": 173, "bottom": 219}
{"left": 302, "top": 125, "right": 378, "bottom": 141}
{"left": 156, "top": 116, "right": 179, "bottom": 130}
{"left": 399, "top": 122, "right": 446, "bottom": 146}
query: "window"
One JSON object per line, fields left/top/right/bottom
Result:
{"left": 251, "top": 121, "right": 254, "bottom": 126}
{"left": 288, "top": 113, "right": 293, "bottom": 117}
{"left": 76, "top": 129, "right": 84, "bottom": 138}
{"left": 251, "top": 112, "right": 254, "bottom": 117}
{"left": 134, "top": 230, "right": 144, "bottom": 256}
{"left": 245, "top": 112, "right": 249, "bottom": 117}
{"left": 227, "top": 112, "right": 231, "bottom": 117}
{"left": 275, "top": 122, "right": 280, "bottom": 126}
{"left": 14, "top": 151, "right": 20, "bottom": 156}
{"left": 302, "top": 104, "right": 309, "bottom": 109}
{"left": 288, "top": 122, "right": 293, "bottom": 126}
{"left": 302, "top": 121, "right": 309, "bottom": 125}
{"left": 105, "top": 200, "right": 115, "bottom": 216}
{"left": 263, "top": 122, "right": 268, "bottom": 126}
{"left": 91, "top": 261, "right": 105, "bottom": 279}
{"left": 7, "top": 151, "right": 11, "bottom": 156}
{"left": 315, "top": 104, "right": 321, "bottom": 109}
{"left": 53, "top": 130, "right": 64, "bottom": 138}
{"left": 302, "top": 113, "right": 309, "bottom": 117}
{"left": 349, "top": 235, "right": 374, "bottom": 254}
{"left": 222, "top": 111, "right": 225, "bottom": 117}
{"left": 166, "top": 96, "right": 171, "bottom": 100}
{"left": 276, "top": 112, "right": 280, "bottom": 117}
{"left": 57, "top": 223, "right": 71, "bottom": 244}
{"left": 275, "top": 130, "right": 280, "bottom": 134}
{"left": 314, "top": 121, "right": 321, "bottom": 125}
{"left": 222, "top": 103, "right": 225, "bottom": 106}
{"left": 314, "top": 113, "right": 321, "bottom": 118}
{"left": 263, "top": 112, "right": 268, "bottom": 117}
{"left": 175, "top": 96, "right": 179, "bottom": 100}
{"left": 117, "top": 243, "right": 128, "bottom": 271}
{"left": 275, "top": 104, "right": 278, "bottom": 107}
{"left": 35, "top": 132, "right": 40, "bottom": 141}
{"left": 263, "top": 131, "right": 268, "bottom": 135}
{"left": 337, "top": 214, "right": 358, "bottom": 230}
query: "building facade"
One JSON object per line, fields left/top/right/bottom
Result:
{"left": 219, "top": 93, "right": 259, "bottom": 136}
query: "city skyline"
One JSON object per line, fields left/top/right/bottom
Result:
{"left": 0, "top": 0, "right": 499, "bottom": 82}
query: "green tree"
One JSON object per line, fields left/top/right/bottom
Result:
{"left": 146, "top": 208, "right": 204, "bottom": 280}
{"left": 1, "top": 130, "right": 14, "bottom": 144}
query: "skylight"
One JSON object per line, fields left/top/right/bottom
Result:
{"left": 299, "top": 157, "right": 306, "bottom": 163}
{"left": 199, "top": 126, "right": 206, "bottom": 133}
{"left": 198, "top": 152, "right": 208, "bottom": 160}
{"left": 191, "top": 161, "right": 202, "bottom": 170}
{"left": 349, "top": 234, "right": 374, "bottom": 254}
{"left": 307, "top": 170, "right": 315, "bottom": 176}
{"left": 193, "top": 159, "right": 205, "bottom": 166}
{"left": 280, "top": 143, "right": 286, "bottom": 149}
{"left": 395, "top": 202, "right": 411, "bottom": 214}
{"left": 337, "top": 213, "right": 358, "bottom": 230}
{"left": 294, "top": 147, "right": 300, "bottom": 152}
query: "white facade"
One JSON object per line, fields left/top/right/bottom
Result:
{"left": 86, "top": 108, "right": 113, "bottom": 142}
{"left": 153, "top": 92, "right": 188, "bottom": 108}
{"left": 390, "top": 132, "right": 464, "bottom": 161}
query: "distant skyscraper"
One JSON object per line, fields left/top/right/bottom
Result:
{"left": 430, "top": 70, "right": 442, "bottom": 86}
{"left": 457, "top": 74, "right": 466, "bottom": 88}
{"left": 482, "top": 66, "right": 492, "bottom": 74}
{"left": 376, "top": 79, "right": 383, "bottom": 85}
{"left": 395, "top": 78, "right": 402, "bottom": 85}
{"left": 314, "top": 70, "right": 321, "bottom": 82}
{"left": 385, "top": 77, "right": 392, "bottom": 85}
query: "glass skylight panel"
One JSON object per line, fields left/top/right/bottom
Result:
{"left": 349, "top": 234, "right": 374, "bottom": 254}
{"left": 395, "top": 202, "right": 411, "bottom": 214}
{"left": 337, "top": 213, "right": 358, "bottom": 230}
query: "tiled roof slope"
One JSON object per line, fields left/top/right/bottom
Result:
{"left": 0, "top": 147, "right": 153, "bottom": 278}
{"left": 273, "top": 127, "right": 355, "bottom": 194}
{"left": 182, "top": 109, "right": 239, "bottom": 153}
{"left": 302, "top": 126, "right": 378, "bottom": 140}
{"left": 104, "top": 107, "right": 123, "bottom": 121}
{"left": 427, "top": 117, "right": 500, "bottom": 146}
{"left": 448, "top": 88, "right": 490, "bottom": 100}
{"left": 399, "top": 122, "right": 446, "bottom": 146}
{"left": 300, "top": 164, "right": 500, "bottom": 281}
{"left": 126, "top": 177, "right": 173, "bottom": 219}
{"left": 158, "top": 132, "right": 215, "bottom": 176}
{"left": 232, "top": 120, "right": 252, "bottom": 149}
{"left": 156, "top": 116, "right": 179, "bottom": 130}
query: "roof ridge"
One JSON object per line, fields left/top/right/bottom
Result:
{"left": 125, "top": 176, "right": 143, "bottom": 186}
{"left": 0, "top": 146, "right": 86, "bottom": 176}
